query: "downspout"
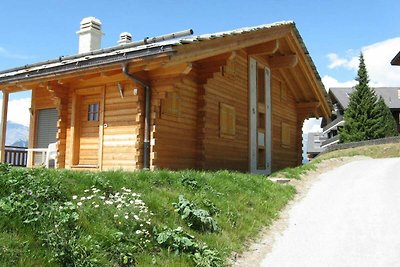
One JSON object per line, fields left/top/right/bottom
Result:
{"left": 122, "top": 64, "right": 151, "bottom": 170}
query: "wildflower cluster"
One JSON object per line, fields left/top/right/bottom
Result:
{"left": 72, "top": 186, "right": 153, "bottom": 245}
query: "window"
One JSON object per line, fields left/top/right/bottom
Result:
{"left": 281, "top": 122, "right": 291, "bottom": 147}
{"left": 220, "top": 103, "right": 236, "bottom": 138}
{"left": 161, "top": 91, "right": 180, "bottom": 116}
{"left": 88, "top": 103, "right": 99, "bottom": 121}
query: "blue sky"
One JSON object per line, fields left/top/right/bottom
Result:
{"left": 1, "top": 0, "right": 400, "bottom": 128}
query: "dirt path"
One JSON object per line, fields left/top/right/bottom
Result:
{"left": 230, "top": 156, "right": 371, "bottom": 267}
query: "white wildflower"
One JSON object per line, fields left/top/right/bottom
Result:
{"left": 134, "top": 215, "right": 140, "bottom": 220}
{"left": 94, "top": 204, "right": 99, "bottom": 208}
{"left": 114, "top": 214, "right": 119, "bottom": 218}
{"left": 77, "top": 202, "right": 82, "bottom": 206}
{"left": 72, "top": 195, "right": 78, "bottom": 200}
{"left": 135, "top": 230, "right": 142, "bottom": 235}
{"left": 99, "top": 196, "right": 105, "bottom": 200}
{"left": 80, "top": 196, "right": 86, "bottom": 201}
{"left": 124, "top": 215, "right": 129, "bottom": 219}
{"left": 84, "top": 189, "right": 90, "bottom": 193}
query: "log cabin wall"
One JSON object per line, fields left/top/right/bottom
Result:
{"left": 64, "top": 79, "right": 142, "bottom": 171}
{"left": 270, "top": 71, "right": 300, "bottom": 171}
{"left": 150, "top": 74, "right": 198, "bottom": 170}
{"left": 101, "top": 82, "right": 143, "bottom": 170}
{"left": 200, "top": 51, "right": 249, "bottom": 171}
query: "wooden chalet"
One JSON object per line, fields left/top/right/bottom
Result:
{"left": 0, "top": 18, "right": 331, "bottom": 174}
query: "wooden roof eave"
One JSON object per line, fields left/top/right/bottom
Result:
{"left": 165, "top": 24, "right": 293, "bottom": 67}
{"left": 0, "top": 54, "right": 171, "bottom": 93}
{"left": 285, "top": 31, "right": 332, "bottom": 119}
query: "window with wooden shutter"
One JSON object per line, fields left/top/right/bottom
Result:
{"left": 220, "top": 103, "right": 236, "bottom": 138}
{"left": 161, "top": 91, "right": 180, "bottom": 116}
{"left": 281, "top": 122, "right": 291, "bottom": 147}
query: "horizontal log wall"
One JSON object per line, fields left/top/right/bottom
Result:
{"left": 102, "top": 82, "right": 142, "bottom": 170}
{"left": 150, "top": 74, "right": 198, "bottom": 170}
{"left": 201, "top": 51, "right": 249, "bottom": 171}
{"left": 64, "top": 80, "right": 142, "bottom": 170}
{"left": 270, "top": 72, "right": 300, "bottom": 171}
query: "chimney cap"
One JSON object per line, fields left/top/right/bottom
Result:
{"left": 80, "top": 16, "right": 101, "bottom": 25}
{"left": 78, "top": 17, "right": 102, "bottom": 33}
{"left": 118, "top": 32, "right": 133, "bottom": 45}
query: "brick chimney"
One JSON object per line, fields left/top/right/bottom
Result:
{"left": 77, "top": 17, "right": 104, "bottom": 53}
{"left": 118, "top": 32, "right": 132, "bottom": 45}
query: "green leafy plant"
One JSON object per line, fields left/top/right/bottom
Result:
{"left": 181, "top": 175, "right": 200, "bottom": 190}
{"left": 156, "top": 227, "right": 222, "bottom": 267}
{"left": 173, "top": 195, "right": 219, "bottom": 232}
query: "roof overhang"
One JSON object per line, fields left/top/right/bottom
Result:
{"left": 0, "top": 21, "right": 332, "bottom": 118}
{"left": 391, "top": 51, "right": 400, "bottom": 66}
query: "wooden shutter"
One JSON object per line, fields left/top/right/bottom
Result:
{"left": 281, "top": 122, "right": 291, "bottom": 147}
{"left": 36, "top": 108, "right": 58, "bottom": 148}
{"left": 161, "top": 92, "right": 180, "bottom": 116}
{"left": 220, "top": 103, "right": 236, "bottom": 138}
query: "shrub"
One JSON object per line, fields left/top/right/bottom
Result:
{"left": 173, "top": 195, "right": 219, "bottom": 232}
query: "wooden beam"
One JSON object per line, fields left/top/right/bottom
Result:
{"left": 268, "top": 54, "right": 298, "bottom": 69}
{"left": 296, "top": 101, "right": 320, "bottom": 118}
{"left": 286, "top": 33, "right": 331, "bottom": 118}
{"left": 297, "top": 101, "right": 320, "bottom": 110}
{"left": 245, "top": 40, "right": 279, "bottom": 56}
{"left": 0, "top": 92, "right": 9, "bottom": 163}
{"left": 166, "top": 25, "right": 292, "bottom": 66}
{"left": 149, "top": 62, "right": 193, "bottom": 77}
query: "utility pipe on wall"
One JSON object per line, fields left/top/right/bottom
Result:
{"left": 122, "top": 64, "right": 151, "bottom": 169}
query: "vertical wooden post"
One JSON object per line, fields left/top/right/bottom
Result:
{"left": 0, "top": 92, "right": 9, "bottom": 163}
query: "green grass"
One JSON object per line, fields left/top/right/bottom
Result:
{"left": 317, "top": 142, "right": 400, "bottom": 160}
{"left": 270, "top": 160, "right": 320, "bottom": 179}
{"left": 0, "top": 166, "right": 295, "bottom": 267}
{"left": 271, "top": 142, "right": 400, "bottom": 180}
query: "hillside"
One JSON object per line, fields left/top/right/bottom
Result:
{"left": 0, "top": 167, "right": 294, "bottom": 266}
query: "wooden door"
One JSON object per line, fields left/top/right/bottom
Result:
{"left": 249, "top": 58, "right": 271, "bottom": 174}
{"left": 78, "top": 94, "right": 101, "bottom": 166}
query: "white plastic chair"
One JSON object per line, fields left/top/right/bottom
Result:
{"left": 45, "top": 142, "right": 57, "bottom": 168}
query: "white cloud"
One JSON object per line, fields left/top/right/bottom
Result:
{"left": 326, "top": 37, "right": 400, "bottom": 87}
{"left": 0, "top": 98, "right": 31, "bottom": 127}
{"left": 321, "top": 75, "right": 357, "bottom": 91}
{"left": 362, "top": 38, "right": 400, "bottom": 86}
{"left": 302, "top": 118, "right": 322, "bottom": 134}
{"left": 327, "top": 53, "right": 358, "bottom": 70}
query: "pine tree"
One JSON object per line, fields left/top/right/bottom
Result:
{"left": 339, "top": 53, "right": 381, "bottom": 142}
{"left": 375, "top": 96, "right": 398, "bottom": 138}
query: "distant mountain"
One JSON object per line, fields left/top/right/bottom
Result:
{"left": 6, "top": 121, "right": 29, "bottom": 147}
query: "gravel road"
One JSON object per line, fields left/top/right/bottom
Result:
{"left": 260, "top": 158, "right": 400, "bottom": 267}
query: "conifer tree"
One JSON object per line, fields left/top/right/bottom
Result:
{"left": 375, "top": 96, "right": 398, "bottom": 138}
{"left": 339, "top": 53, "right": 381, "bottom": 142}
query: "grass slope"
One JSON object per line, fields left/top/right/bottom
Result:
{"left": 0, "top": 165, "right": 294, "bottom": 267}
{"left": 272, "top": 143, "right": 400, "bottom": 180}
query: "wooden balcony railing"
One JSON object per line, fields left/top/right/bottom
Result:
{"left": 4, "top": 146, "right": 28, "bottom": 167}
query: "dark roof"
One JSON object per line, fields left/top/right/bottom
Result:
{"left": 391, "top": 51, "right": 400, "bottom": 66}
{"left": 307, "top": 132, "right": 326, "bottom": 154}
{"left": 329, "top": 87, "right": 400, "bottom": 110}
{"left": 0, "top": 21, "right": 295, "bottom": 83}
